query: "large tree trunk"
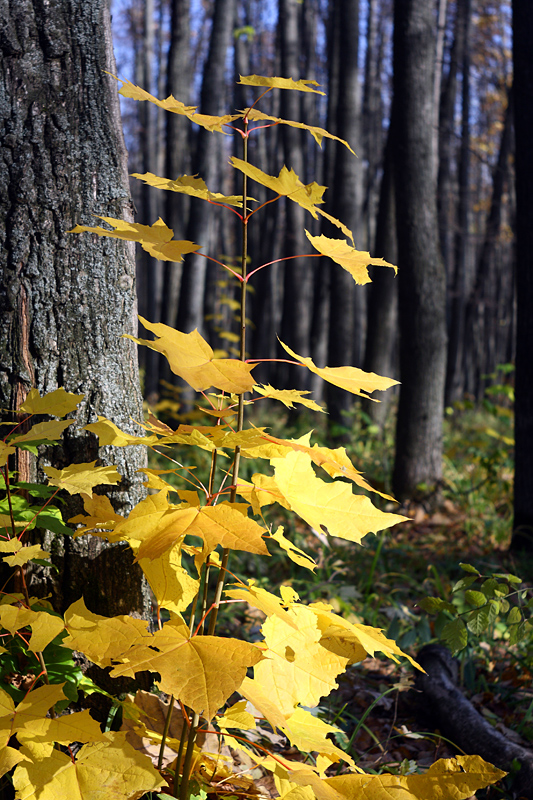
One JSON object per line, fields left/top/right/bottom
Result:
{"left": 511, "top": 0, "right": 533, "bottom": 553}
{"left": 392, "top": 0, "right": 447, "bottom": 500}
{"left": 0, "top": 0, "right": 149, "bottom": 617}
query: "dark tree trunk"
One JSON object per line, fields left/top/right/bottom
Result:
{"left": 511, "top": 0, "right": 533, "bottom": 553}
{"left": 363, "top": 123, "right": 398, "bottom": 428}
{"left": 278, "top": 0, "right": 314, "bottom": 392}
{"left": 324, "top": 0, "right": 362, "bottom": 432}
{"left": 178, "top": 0, "right": 235, "bottom": 336}
{"left": 0, "top": 0, "right": 149, "bottom": 617}
{"left": 392, "top": 0, "right": 447, "bottom": 500}
{"left": 162, "top": 0, "right": 191, "bottom": 334}
{"left": 445, "top": 0, "right": 472, "bottom": 406}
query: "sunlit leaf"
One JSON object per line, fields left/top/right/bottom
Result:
{"left": 238, "top": 74, "right": 325, "bottom": 95}
{"left": 271, "top": 450, "right": 407, "bottom": 544}
{"left": 0, "top": 442, "right": 15, "bottom": 467}
{"left": 282, "top": 707, "right": 353, "bottom": 766}
{"left": 126, "top": 317, "right": 256, "bottom": 394}
{"left": 245, "top": 109, "right": 353, "bottom": 152}
{"left": 8, "top": 420, "right": 74, "bottom": 446}
{"left": 225, "top": 581, "right": 299, "bottom": 628}
{"left": 0, "top": 605, "right": 64, "bottom": 652}
{"left": 83, "top": 417, "right": 158, "bottom": 447}
{"left": 43, "top": 462, "right": 122, "bottom": 499}
{"left": 132, "top": 172, "right": 246, "bottom": 208}
{"left": 279, "top": 341, "right": 398, "bottom": 400}
{"left": 18, "top": 388, "right": 84, "bottom": 418}
{"left": 305, "top": 231, "right": 397, "bottom": 285}
{"left": 253, "top": 384, "right": 325, "bottom": 412}
{"left": 217, "top": 700, "right": 256, "bottom": 731}
{"left": 2, "top": 544, "right": 50, "bottom": 568}
{"left": 230, "top": 158, "right": 326, "bottom": 218}
{"left": 268, "top": 526, "right": 317, "bottom": 572}
{"left": 138, "top": 543, "right": 200, "bottom": 614}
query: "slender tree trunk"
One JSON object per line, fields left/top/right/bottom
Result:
{"left": 445, "top": 0, "right": 471, "bottom": 406}
{"left": 392, "top": 0, "right": 447, "bottom": 500}
{"left": 278, "top": 0, "right": 314, "bottom": 391}
{"left": 0, "top": 0, "right": 149, "bottom": 616}
{"left": 511, "top": 0, "right": 533, "bottom": 552}
{"left": 178, "top": 0, "right": 235, "bottom": 336}
{"left": 162, "top": 0, "right": 190, "bottom": 333}
{"left": 364, "top": 122, "right": 398, "bottom": 428}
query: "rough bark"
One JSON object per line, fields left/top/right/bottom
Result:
{"left": 392, "top": 0, "right": 447, "bottom": 500}
{"left": 415, "top": 645, "right": 533, "bottom": 799}
{"left": 0, "top": 0, "right": 149, "bottom": 616}
{"left": 511, "top": 0, "right": 533, "bottom": 553}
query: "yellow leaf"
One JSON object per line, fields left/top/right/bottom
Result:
{"left": 18, "top": 388, "right": 84, "bottom": 418}
{"left": 254, "top": 605, "right": 349, "bottom": 715}
{"left": 305, "top": 231, "right": 397, "bottom": 285}
{"left": 14, "top": 683, "right": 67, "bottom": 729}
{"left": 217, "top": 700, "right": 256, "bottom": 731}
{"left": 69, "top": 493, "right": 125, "bottom": 537}
{"left": 236, "top": 473, "right": 291, "bottom": 512}
{"left": 282, "top": 707, "right": 354, "bottom": 767}
{"left": 83, "top": 416, "right": 158, "bottom": 447}
{"left": 136, "top": 502, "right": 269, "bottom": 561}
{"left": 280, "top": 341, "right": 398, "bottom": 400}
{"left": 138, "top": 543, "right": 200, "bottom": 614}
{"left": 246, "top": 109, "right": 353, "bottom": 153}
{"left": 13, "top": 731, "right": 164, "bottom": 800}
{"left": 114, "top": 74, "right": 198, "bottom": 114}
{"left": 239, "top": 676, "right": 288, "bottom": 729}
{"left": 111, "top": 623, "right": 263, "bottom": 719}
{"left": 3, "top": 545, "right": 50, "bottom": 568}
{"left": 126, "top": 317, "right": 256, "bottom": 394}
{"left": 238, "top": 74, "right": 325, "bottom": 95}
{"left": 132, "top": 172, "right": 247, "bottom": 208}
{"left": 260, "top": 433, "right": 395, "bottom": 501}
{"left": 253, "top": 384, "right": 325, "bottom": 412}
{"left": 0, "top": 606, "right": 65, "bottom": 652}
{"left": 225, "top": 582, "right": 299, "bottom": 628}
{"left": 8, "top": 419, "right": 73, "bottom": 445}
{"left": 316, "top": 208, "right": 355, "bottom": 242}
{"left": 16, "top": 709, "right": 106, "bottom": 745}
{"left": 230, "top": 158, "right": 326, "bottom": 218}
{"left": 0, "top": 442, "right": 15, "bottom": 467}
{"left": 43, "top": 461, "right": 122, "bottom": 499}
{"left": 0, "top": 746, "right": 26, "bottom": 779}
{"left": 71, "top": 215, "right": 201, "bottom": 263}
{"left": 324, "top": 755, "right": 506, "bottom": 799}
{"left": 272, "top": 451, "right": 407, "bottom": 544}
{"left": 0, "top": 539, "right": 22, "bottom": 552}
{"left": 269, "top": 526, "right": 317, "bottom": 572}
{"left": 62, "top": 598, "right": 150, "bottom": 668}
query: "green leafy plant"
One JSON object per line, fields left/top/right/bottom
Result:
{"left": 0, "top": 75, "right": 506, "bottom": 800}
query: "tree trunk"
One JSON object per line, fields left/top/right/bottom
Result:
{"left": 392, "top": 0, "right": 447, "bottom": 500}
{"left": 0, "top": 0, "right": 149, "bottom": 617}
{"left": 178, "top": 0, "right": 235, "bottom": 337}
{"left": 511, "top": 0, "right": 533, "bottom": 553}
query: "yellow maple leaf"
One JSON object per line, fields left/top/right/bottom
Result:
{"left": 239, "top": 676, "right": 288, "bottom": 729}
{"left": 305, "top": 231, "right": 397, "bottom": 285}
{"left": 83, "top": 416, "right": 158, "bottom": 447}
{"left": 260, "top": 432, "right": 395, "bottom": 501}
{"left": 8, "top": 419, "right": 74, "bottom": 445}
{"left": 269, "top": 526, "right": 317, "bottom": 572}
{"left": 62, "top": 598, "right": 150, "bottom": 668}
{"left": 280, "top": 341, "right": 398, "bottom": 400}
{"left": 0, "top": 605, "right": 64, "bottom": 652}
{"left": 282, "top": 707, "right": 354, "bottom": 767}
{"left": 254, "top": 604, "right": 348, "bottom": 715}
{"left": 138, "top": 543, "right": 200, "bottom": 614}
{"left": 136, "top": 502, "right": 269, "bottom": 561}
{"left": 18, "top": 387, "right": 84, "bottom": 418}
{"left": 0, "top": 442, "right": 15, "bottom": 467}
{"left": 132, "top": 171, "right": 246, "bottom": 207}
{"left": 125, "top": 317, "right": 256, "bottom": 394}
{"left": 43, "top": 461, "right": 122, "bottom": 499}
{"left": 245, "top": 108, "right": 353, "bottom": 152}
{"left": 217, "top": 700, "right": 256, "bottom": 731}
{"left": 238, "top": 74, "right": 325, "bottom": 95}
{"left": 110, "top": 623, "right": 263, "bottom": 719}
{"left": 0, "top": 745, "right": 26, "bottom": 780}
{"left": 230, "top": 158, "right": 326, "bottom": 218}
{"left": 13, "top": 731, "right": 164, "bottom": 800}
{"left": 271, "top": 450, "right": 406, "bottom": 544}
{"left": 253, "top": 384, "right": 325, "bottom": 412}
{"left": 225, "top": 582, "right": 299, "bottom": 628}
{"left": 2, "top": 544, "right": 50, "bottom": 568}
{"left": 16, "top": 709, "right": 106, "bottom": 746}
{"left": 69, "top": 493, "right": 125, "bottom": 537}
{"left": 324, "top": 755, "right": 506, "bottom": 799}
{"left": 236, "top": 473, "right": 291, "bottom": 512}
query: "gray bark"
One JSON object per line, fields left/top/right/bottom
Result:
{"left": 0, "top": 0, "right": 149, "bottom": 616}
{"left": 392, "top": 0, "right": 447, "bottom": 499}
